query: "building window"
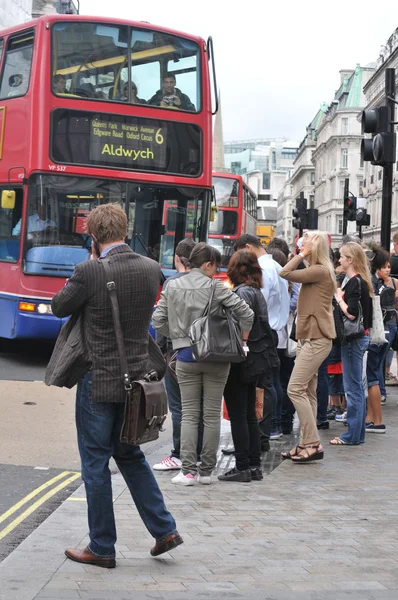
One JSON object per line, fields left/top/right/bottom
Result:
{"left": 341, "top": 148, "right": 348, "bottom": 169}
{"left": 360, "top": 154, "right": 364, "bottom": 168}
{"left": 340, "top": 180, "right": 345, "bottom": 199}
{"left": 371, "top": 175, "right": 374, "bottom": 184}
{"left": 378, "top": 170, "right": 382, "bottom": 180}
{"left": 337, "top": 217, "right": 343, "bottom": 235}
{"left": 310, "top": 171, "right": 315, "bottom": 185}
{"left": 262, "top": 172, "right": 270, "bottom": 189}
{"left": 310, "top": 195, "right": 314, "bottom": 208}
{"left": 258, "top": 194, "right": 271, "bottom": 201}
{"left": 363, "top": 178, "right": 366, "bottom": 187}
{"left": 341, "top": 118, "right": 348, "bottom": 135}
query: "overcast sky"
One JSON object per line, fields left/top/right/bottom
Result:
{"left": 80, "top": 0, "right": 396, "bottom": 143}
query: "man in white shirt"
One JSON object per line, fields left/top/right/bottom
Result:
{"left": 13, "top": 205, "right": 56, "bottom": 236}
{"left": 234, "top": 235, "right": 290, "bottom": 448}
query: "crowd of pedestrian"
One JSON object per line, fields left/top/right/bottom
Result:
{"left": 45, "top": 204, "right": 398, "bottom": 568}
{"left": 153, "top": 230, "right": 398, "bottom": 481}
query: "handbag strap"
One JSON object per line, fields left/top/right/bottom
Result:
{"left": 101, "top": 258, "right": 132, "bottom": 391}
{"left": 202, "top": 279, "right": 217, "bottom": 317}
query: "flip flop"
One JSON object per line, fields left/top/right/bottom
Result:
{"left": 329, "top": 437, "right": 347, "bottom": 445}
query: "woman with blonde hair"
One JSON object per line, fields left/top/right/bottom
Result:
{"left": 279, "top": 231, "right": 336, "bottom": 462}
{"left": 330, "top": 242, "right": 373, "bottom": 445}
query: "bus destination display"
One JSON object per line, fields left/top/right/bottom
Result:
{"left": 90, "top": 118, "right": 166, "bottom": 168}
{"left": 51, "top": 109, "right": 202, "bottom": 177}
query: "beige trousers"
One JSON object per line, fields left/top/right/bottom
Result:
{"left": 287, "top": 338, "right": 332, "bottom": 445}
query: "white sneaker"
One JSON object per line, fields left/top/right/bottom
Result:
{"left": 196, "top": 474, "right": 211, "bottom": 485}
{"left": 153, "top": 456, "right": 182, "bottom": 471}
{"left": 335, "top": 411, "right": 347, "bottom": 422}
{"left": 171, "top": 471, "right": 196, "bottom": 486}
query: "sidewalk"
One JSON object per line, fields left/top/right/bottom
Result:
{"left": 1, "top": 393, "right": 398, "bottom": 600}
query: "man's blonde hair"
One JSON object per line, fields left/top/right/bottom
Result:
{"left": 86, "top": 203, "right": 127, "bottom": 244}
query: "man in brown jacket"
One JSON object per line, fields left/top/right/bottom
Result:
{"left": 50, "top": 204, "right": 182, "bottom": 568}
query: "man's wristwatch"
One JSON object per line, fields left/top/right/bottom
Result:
{"left": 298, "top": 252, "right": 305, "bottom": 259}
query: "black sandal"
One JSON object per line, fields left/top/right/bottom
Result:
{"left": 291, "top": 444, "right": 324, "bottom": 463}
{"left": 281, "top": 445, "right": 304, "bottom": 460}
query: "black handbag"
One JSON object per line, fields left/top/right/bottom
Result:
{"left": 102, "top": 259, "right": 168, "bottom": 446}
{"left": 189, "top": 281, "right": 245, "bottom": 363}
{"left": 332, "top": 298, "right": 345, "bottom": 346}
{"left": 342, "top": 276, "right": 365, "bottom": 342}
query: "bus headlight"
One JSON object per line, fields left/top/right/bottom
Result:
{"left": 37, "top": 304, "right": 52, "bottom": 314}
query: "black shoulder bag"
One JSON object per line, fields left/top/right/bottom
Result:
{"left": 341, "top": 276, "right": 365, "bottom": 342}
{"left": 102, "top": 258, "right": 168, "bottom": 446}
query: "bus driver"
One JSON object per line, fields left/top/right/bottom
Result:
{"left": 12, "top": 205, "right": 57, "bottom": 236}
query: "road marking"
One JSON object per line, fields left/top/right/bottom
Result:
{"left": 0, "top": 471, "right": 78, "bottom": 526}
{"left": 0, "top": 472, "right": 81, "bottom": 542}
{"left": 34, "top": 467, "right": 49, "bottom": 470}
{"left": 66, "top": 497, "right": 86, "bottom": 502}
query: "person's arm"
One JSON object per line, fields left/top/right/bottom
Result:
{"left": 12, "top": 219, "right": 21, "bottom": 236}
{"left": 335, "top": 279, "right": 359, "bottom": 321}
{"left": 152, "top": 288, "right": 170, "bottom": 337}
{"left": 260, "top": 267, "right": 271, "bottom": 304}
{"left": 213, "top": 280, "right": 254, "bottom": 338}
{"left": 290, "top": 282, "right": 300, "bottom": 313}
{"left": 51, "top": 264, "right": 89, "bottom": 318}
{"left": 279, "top": 254, "right": 326, "bottom": 283}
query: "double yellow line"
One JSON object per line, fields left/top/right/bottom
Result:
{"left": 0, "top": 471, "right": 80, "bottom": 542}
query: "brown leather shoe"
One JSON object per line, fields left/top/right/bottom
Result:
{"left": 150, "top": 533, "right": 183, "bottom": 557}
{"left": 65, "top": 547, "right": 116, "bottom": 568}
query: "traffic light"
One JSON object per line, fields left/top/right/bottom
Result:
{"left": 307, "top": 208, "right": 318, "bottom": 230}
{"left": 344, "top": 195, "right": 356, "bottom": 221}
{"left": 356, "top": 207, "right": 370, "bottom": 227}
{"left": 361, "top": 106, "right": 396, "bottom": 165}
{"left": 292, "top": 196, "right": 308, "bottom": 231}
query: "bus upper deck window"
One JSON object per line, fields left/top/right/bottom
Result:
{"left": 0, "top": 32, "right": 34, "bottom": 100}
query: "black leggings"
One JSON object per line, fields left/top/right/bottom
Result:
{"left": 223, "top": 364, "right": 261, "bottom": 470}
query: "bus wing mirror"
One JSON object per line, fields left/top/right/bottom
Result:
{"left": 1, "top": 190, "right": 16, "bottom": 210}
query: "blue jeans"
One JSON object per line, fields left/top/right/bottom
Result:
{"left": 340, "top": 335, "right": 369, "bottom": 445}
{"left": 316, "top": 357, "right": 329, "bottom": 423}
{"left": 76, "top": 373, "right": 177, "bottom": 558}
{"left": 379, "top": 321, "right": 397, "bottom": 398}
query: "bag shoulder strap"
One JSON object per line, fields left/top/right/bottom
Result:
{"left": 202, "top": 279, "right": 217, "bottom": 317}
{"left": 101, "top": 258, "right": 132, "bottom": 391}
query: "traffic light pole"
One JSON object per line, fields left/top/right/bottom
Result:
{"left": 343, "top": 178, "right": 349, "bottom": 236}
{"left": 381, "top": 68, "right": 396, "bottom": 250}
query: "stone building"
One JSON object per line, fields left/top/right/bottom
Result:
{"left": 0, "top": 0, "right": 32, "bottom": 29}
{"left": 361, "top": 27, "right": 398, "bottom": 244}
{"left": 278, "top": 65, "right": 374, "bottom": 246}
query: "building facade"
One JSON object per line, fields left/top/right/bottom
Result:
{"left": 361, "top": 27, "right": 398, "bottom": 244}
{"left": 0, "top": 0, "right": 32, "bottom": 29}
{"left": 32, "top": 0, "right": 78, "bottom": 17}
{"left": 278, "top": 65, "right": 374, "bottom": 246}
{"left": 224, "top": 139, "right": 299, "bottom": 227}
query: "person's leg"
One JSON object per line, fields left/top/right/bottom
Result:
{"left": 316, "top": 357, "right": 329, "bottom": 424}
{"left": 280, "top": 353, "right": 295, "bottom": 433}
{"left": 223, "top": 365, "right": 250, "bottom": 471}
{"left": 287, "top": 338, "right": 332, "bottom": 451}
{"left": 340, "top": 336, "right": 369, "bottom": 445}
{"left": 246, "top": 380, "right": 261, "bottom": 469}
{"left": 176, "top": 362, "right": 203, "bottom": 476}
{"left": 273, "top": 359, "right": 284, "bottom": 434}
{"left": 258, "top": 370, "right": 272, "bottom": 450}
{"left": 75, "top": 373, "right": 117, "bottom": 559}
{"left": 112, "top": 407, "right": 177, "bottom": 541}
{"left": 366, "top": 344, "right": 384, "bottom": 424}
{"left": 164, "top": 365, "right": 182, "bottom": 458}
{"left": 200, "top": 362, "right": 230, "bottom": 476}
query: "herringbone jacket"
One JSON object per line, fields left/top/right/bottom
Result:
{"left": 51, "top": 245, "right": 165, "bottom": 402}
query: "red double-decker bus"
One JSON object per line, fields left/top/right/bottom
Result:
{"left": 0, "top": 15, "right": 216, "bottom": 339}
{"left": 209, "top": 172, "right": 257, "bottom": 274}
